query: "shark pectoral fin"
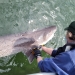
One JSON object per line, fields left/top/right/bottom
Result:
{"left": 22, "top": 49, "right": 35, "bottom": 64}
{"left": 22, "top": 49, "right": 31, "bottom": 57}
{"left": 28, "top": 53, "right": 35, "bottom": 64}
{"left": 22, "top": 44, "right": 45, "bottom": 64}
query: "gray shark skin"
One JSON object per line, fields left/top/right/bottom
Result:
{"left": 0, "top": 26, "right": 57, "bottom": 63}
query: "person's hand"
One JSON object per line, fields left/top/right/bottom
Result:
{"left": 31, "top": 45, "right": 42, "bottom": 50}
{"left": 31, "top": 45, "right": 41, "bottom": 59}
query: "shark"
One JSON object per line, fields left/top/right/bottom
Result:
{"left": 0, "top": 26, "right": 57, "bottom": 63}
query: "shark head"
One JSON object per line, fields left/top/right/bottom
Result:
{"left": 41, "top": 26, "right": 57, "bottom": 45}
{"left": 31, "top": 26, "right": 57, "bottom": 45}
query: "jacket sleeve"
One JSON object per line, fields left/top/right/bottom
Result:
{"left": 38, "top": 58, "right": 56, "bottom": 72}
{"left": 38, "top": 52, "right": 70, "bottom": 75}
{"left": 51, "top": 45, "right": 66, "bottom": 57}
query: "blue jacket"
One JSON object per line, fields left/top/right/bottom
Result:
{"left": 38, "top": 44, "right": 75, "bottom": 75}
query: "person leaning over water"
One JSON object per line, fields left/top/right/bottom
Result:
{"left": 32, "top": 21, "right": 75, "bottom": 75}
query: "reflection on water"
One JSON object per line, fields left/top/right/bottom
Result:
{"left": 0, "top": 0, "right": 75, "bottom": 74}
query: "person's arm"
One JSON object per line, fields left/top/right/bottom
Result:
{"left": 37, "top": 56, "right": 43, "bottom": 63}
{"left": 31, "top": 47, "right": 43, "bottom": 63}
{"left": 41, "top": 46, "right": 53, "bottom": 55}
{"left": 36, "top": 46, "right": 55, "bottom": 63}
{"left": 32, "top": 46, "right": 53, "bottom": 63}
{"left": 42, "top": 45, "right": 66, "bottom": 57}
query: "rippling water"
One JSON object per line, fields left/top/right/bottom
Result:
{"left": 0, "top": 0, "right": 75, "bottom": 75}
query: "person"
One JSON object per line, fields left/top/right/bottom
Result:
{"left": 32, "top": 21, "right": 75, "bottom": 75}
